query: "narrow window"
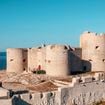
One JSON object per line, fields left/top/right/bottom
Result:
{"left": 89, "top": 59, "right": 92, "bottom": 62}
{"left": 23, "top": 68, "right": 25, "bottom": 71}
{"left": 29, "top": 94, "right": 32, "bottom": 99}
{"left": 64, "top": 46, "right": 68, "bottom": 50}
{"left": 102, "top": 59, "right": 105, "bottom": 62}
{"left": 10, "top": 59, "right": 13, "bottom": 61}
{"left": 23, "top": 59, "right": 26, "bottom": 62}
{"left": 38, "top": 65, "right": 41, "bottom": 70}
{"left": 50, "top": 92, "right": 53, "bottom": 97}
{"left": 40, "top": 93, "right": 43, "bottom": 98}
{"left": 95, "top": 46, "right": 99, "bottom": 50}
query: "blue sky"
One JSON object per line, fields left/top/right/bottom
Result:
{"left": 0, "top": 0, "right": 105, "bottom": 51}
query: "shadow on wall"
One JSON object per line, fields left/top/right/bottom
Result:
{"left": 12, "top": 96, "right": 31, "bottom": 105}
{"left": 68, "top": 51, "right": 92, "bottom": 75}
{"left": 68, "top": 51, "right": 82, "bottom": 75}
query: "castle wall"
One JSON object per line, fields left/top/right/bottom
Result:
{"left": 0, "top": 99, "right": 12, "bottom": 105}
{"left": 28, "top": 46, "right": 46, "bottom": 72}
{"left": 4, "top": 72, "right": 105, "bottom": 105}
{"left": 36, "top": 46, "right": 46, "bottom": 71}
{"left": 80, "top": 31, "right": 105, "bottom": 72}
{"left": 46, "top": 45, "right": 70, "bottom": 76}
{"left": 60, "top": 81, "right": 105, "bottom": 105}
{"left": 7, "top": 44, "right": 82, "bottom": 76}
{"left": 8, "top": 91, "right": 60, "bottom": 105}
{"left": 28, "top": 48, "right": 37, "bottom": 72}
{"left": 60, "top": 72, "right": 105, "bottom": 105}
{"left": 7, "top": 48, "right": 27, "bottom": 73}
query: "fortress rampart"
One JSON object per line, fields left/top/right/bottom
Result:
{"left": 26, "top": 44, "right": 82, "bottom": 76}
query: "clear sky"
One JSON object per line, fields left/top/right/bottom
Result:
{"left": 0, "top": 0, "right": 105, "bottom": 51}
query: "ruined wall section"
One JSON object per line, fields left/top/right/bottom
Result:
{"left": 80, "top": 31, "right": 105, "bottom": 72}
{"left": 7, "top": 48, "right": 27, "bottom": 73}
{"left": 46, "top": 45, "right": 71, "bottom": 76}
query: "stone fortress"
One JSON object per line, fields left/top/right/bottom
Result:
{"left": 0, "top": 31, "right": 105, "bottom": 105}
{"left": 7, "top": 31, "right": 105, "bottom": 75}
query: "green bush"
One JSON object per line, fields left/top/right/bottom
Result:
{"left": 36, "top": 70, "right": 46, "bottom": 74}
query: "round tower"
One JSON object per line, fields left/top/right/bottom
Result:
{"left": 7, "top": 48, "right": 24, "bottom": 73}
{"left": 46, "top": 44, "right": 70, "bottom": 76}
{"left": 80, "top": 31, "right": 105, "bottom": 72}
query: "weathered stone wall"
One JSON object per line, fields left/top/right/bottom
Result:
{"left": 28, "top": 48, "right": 37, "bottom": 72}
{"left": 7, "top": 91, "right": 61, "bottom": 105}
{"left": 7, "top": 44, "right": 83, "bottom": 76}
{"left": 60, "top": 73, "right": 105, "bottom": 105}
{"left": 27, "top": 46, "right": 46, "bottom": 73}
{"left": 28, "top": 44, "right": 73, "bottom": 76}
{"left": 36, "top": 46, "right": 46, "bottom": 71}
{"left": 0, "top": 99, "right": 12, "bottom": 105}
{"left": 7, "top": 48, "right": 27, "bottom": 73}
{"left": 3, "top": 72, "right": 105, "bottom": 105}
{"left": 80, "top": 31, "right": 105, "bottom": 72}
